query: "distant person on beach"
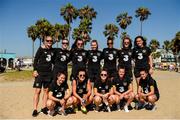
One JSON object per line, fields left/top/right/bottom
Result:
{"left": 47, "top": 72, "right": 72, "bottom": 116}
{"left": 71, "top": 68, "right": 93, "bottom": 114}
{"left": 53, "top": 39, "right": 70, "bottom": 82}
{"left": 102, "top": 37, "right": 118, "bottom": 81}
{"left": 118, "top": 37, "right": 133, "bottom": 82}
{"left": 132, "top": 36, "right": 153, "bottom": 86}
{"left": 87, "top": 40, "right": 102, "bottom": 86}
{"left": 112, "top": 66, "right": 134, "bottom": 112}
{"left": 32, "top": 36, "right": 54, "bottom": 117}
{"left": 135, "top": 69, "right": 160, "bottom": 111}
{"left": 93, "top": 68, "right": 114, "bottom": 112}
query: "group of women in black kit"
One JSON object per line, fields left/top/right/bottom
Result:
{"left": 32, "top": 35, "right": 160, "bottom": 117}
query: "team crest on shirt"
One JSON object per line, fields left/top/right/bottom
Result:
{"left": 106, "top": 51, "right": 109, "bottom": 54}
{"left": 82, "top": 52, "right": 86, "bottom": 56}
{"left": 66, "top": 53, "right": 70, "bottom": 57}
{"left": 60, "top": 51, "right": 63, "bottom": 54}
{"left": 90, "top": 53, "right": 93, "bottom": 55}
{"left": 123, "top": 82, "right": 127, "bottom": 86}
{"left": 136, "top": 51, "right": 138, "bottom": 53}
{"left": 97, "top": 53, "right": 101, "bottom": 56}
{"left": 83, "top": 84, "right": 86, "bottom": 88}
{"left": 36, "top": 83, "right": 39, "bottom": 87}
{"left": 128, "top": 52, "right": 132, "bottom": 56}
{"left": 75, "top": 52, "right": 78, "bottom": 55}
{"left": 44, "top": 52, "right": 47, "bottom": 54}
{"left": 121, "top": 52, "right": 124, "bottom": 54}
{"left": 60, "top": 87, "right": 64, "bottom": 91}
{"left": 56, "top": 92, "right": 62, "bottom": 97}
{"left": 105, "top": 85, "right": 109, "bottom": 89}
{"left": 99, "top": 86, "right": 102, "bottom": 89}
{"left": 113, "top": 51, "right": 117, "bottom": 54}
{"left": 142, "top": 49, "right": 146, "bottom": 53}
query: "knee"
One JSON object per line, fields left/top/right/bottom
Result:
{"left": 46, "top": 100, "right": 55, "bottom": 109}
{"left": 72, "top": 96, "right": 78, "bottom": 104}
{"left": 35, "top": 88, "right": 41, "bottom": 95}
{"left": 148, "top": 95, "right": 156, "bottom": 103}
{"left": 94, "top": 96, "right": 102, "bottom": 105}
{"left": 66, "top": 97, "right": 74, "bottom": 106}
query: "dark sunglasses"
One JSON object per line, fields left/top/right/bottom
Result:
{"left": 101, "top": 74, "right": 107, "bottom": 77}
{"left": 107, "top": 42, "right": 113, "bottom": 45}
{"left": 77, "top": 43, "right": 83, "bottom": 46}
{"left": 46, "top": 40, "right": 53, "bottom": 43}
{"left": 79, "top": 74, "right": 85, "bottom": 77}
{"left": 62, "top": 42, "right": 69, "bottom": 45}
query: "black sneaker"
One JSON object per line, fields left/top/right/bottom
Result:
{"left": 41, "top": 107, "right": 48, "bottom": 115}
{"left": 32, "top": 110, "right": 38, "bottom": 117}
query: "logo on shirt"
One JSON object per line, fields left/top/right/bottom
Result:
{"left": 142, "top": 49, "right": 146, "bottom": 53}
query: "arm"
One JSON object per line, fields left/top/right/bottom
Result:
{"left": 144, "top": 86, "right": 155, "bottom": 97}
{"left": 84, "top": 80, "right": 92, "bottom": 99}
{"left": 33, "top": 47, "right": 41, "bottom": 77}
{"left": 72, "top": 80, "right": 83, "bottom": 101}
{"left": 123, "top": 83, "right": 133, "bottom": 96}
{"left": 64, "top": 88, "right": 71, "bottom": 100}
{"left": 48, "top": 91, "right": 64, "bottom": 103}
{"left": 94, "top": 88, "right": 103, "bottom": 97}
{"left": 149, "top": 54, "right": 153, "bottom": 74}
{"left": 113, "top": 86, "right": 122, "bottom": 96}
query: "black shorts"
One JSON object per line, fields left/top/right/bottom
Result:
{"left": 125, "top": 68, "right": 133, "bottom": 81}
{"left": 33, "top": 72, "right": 52, "bottom": 88}
{"left": 107, "top": 68, "right": 117, "bottom": 78}
{"left": 134, "top": 66, "right": 150, "bottom": 78}
{"left": 88, "top": 68, "right": 100, "bottom": 82}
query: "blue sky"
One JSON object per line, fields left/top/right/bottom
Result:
{"left": 0, "top": 0, "right": 180, "bottom": 57}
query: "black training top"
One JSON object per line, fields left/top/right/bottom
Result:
{"left": 94, "top": 79, "right": 112, "bottom": 94}
{"left": 53, "top": 48, "right": 71, "bottom": 71}
{"left": 132, "top": 46, "right": 151, "bottom": 68}
{"left": 70, "top": 49, "right": 88, "bottom": 76}
{"left": 87, "top": 50, "right": 102, "bottom": 70}
{"left": 112, "top": 76, "right": 131, "bottom": 93}
{"left": 118, "top": 48, "right": 133, "bottom": 68}
{"left": 75, "top": 79, "right": 88, "bottom": 95}
{"left": 102, "top": 48, "right": 118, "bottom": 70}
{"left": 49, "top": 81, "right": 68, "bottom": 99}
{"left": 33, "top": 47, "right": 54, "bottom": 72}
{"left": 139, "top": 75, "right": 159, "bottom": 95}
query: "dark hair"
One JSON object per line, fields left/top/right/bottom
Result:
{"left": 139, "top": 68, "right": 148, "bottom": 73}
{"left": 91, "top": 39, "right": 98, "bottom": 49}
{"left": 76, "top": 68, "right": 88, "bottom": 78}
{"left": 134, "top": 36, "right": 146, "bottom": 47}
{"left": 118, "top": 65, "right": 125, "bottom": 71}
{"left": 122, "top": 37, "right": 132, "bottom": 49}
{"left": 56, "top": 72, "right": 67, "bottom": 80}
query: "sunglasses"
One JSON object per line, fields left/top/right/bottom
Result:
{"left": 77, "top": 43, "right": 83, "bottom": 46}
{"left": 101, "top": 74, "right": 107, "bottom": 77}
{"left": 46, "top": 40, "right": 53, "bottom": 43}
{"left": 62, "top": 42, "right": 69, "bottom": 45}
{"left": 79, "top": 74, "right": 85, "bottom": 77}
{"left": 107, "top": 42, "right": 113, "bottom": 45}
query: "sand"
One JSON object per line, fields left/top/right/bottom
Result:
{"left": 0, "top": 70, "right": 180, "bottom": 119}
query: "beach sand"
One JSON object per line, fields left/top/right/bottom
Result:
{"left": 0, "top": 70, "right": 180, "bottom": 119}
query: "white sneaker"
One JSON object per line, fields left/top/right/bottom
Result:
{"left": 151, "top": 104, "right": 157, "bottom": 111}
{"left": 48, "top": 110, "right": 55, "bottom": 117}
{"left": 117, "top": 104, "right": 121, "bottom": 111}
{"left": 124, "top": 105, "right": 129, "bottom": 112}
{"left": 107, "top": 106, "right": 111, "bottom": 112}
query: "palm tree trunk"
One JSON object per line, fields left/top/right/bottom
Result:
{"left": 140, "top": 21, "right": 143, "bottom": 36}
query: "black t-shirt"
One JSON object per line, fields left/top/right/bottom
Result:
{"left": 33, "top": 47, "right": 54, "bottom": 72}
{"left": 70, "top": 49, "right": 88, "bottom": 76}
{"left": 94, "top": 79, "right": 112, "bottom": 94}
{"left": 75, "top": 79, "right": 88, "bottom": 95}
{"left": 112, "top": 76, "right": 131, "bottom": 93}
{"left": 49, "top": 82, "right": 68, "bottom": 99}
{"left": 132, "top": 46, "right": 151, "bottom": 68}
{"left": 87, "top": 50, "right": 102, "bottom": 70}
{"left": 102, "top": 48, "right": 118, "bottom": 70}
{"left": 53, "top": 48, "right": 70, "bottom": 71}
{"left": 118, "top": 48, "right": 132, "bottom": 68}
{"left": 139, "top": 76, "right": 159, "bottom": 95}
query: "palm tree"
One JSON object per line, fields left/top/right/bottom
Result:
{"left": 35, "top": 18, "right": 51, "bottom": 46}
{"left": 78, "top": 5, "right": 97, "bottom": 21}
{"left": 60, "top": 3, "right": 78, "bottom": 43}
{"left": 172, "top": 31, "right": 180, "bottom": 65}
{"left": 149, "top": 39, "right": 160, "bottom": 52}
{"left": 116, "top": 12, "right": 132, "bottom": 31}
{"left": 103, "top": 24, "right": 119, "bottom": 40}
{"left": 54, "top": 23, "right": 62, "bottom": 48}
{"left": 163, "top": 40, "right": 172, "bottom": 52}
{"left": 135, "top": 7, "right": 151, "bottom": 35}
{"left": 27, "top": 25, "right": 38, "bottom": 62}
